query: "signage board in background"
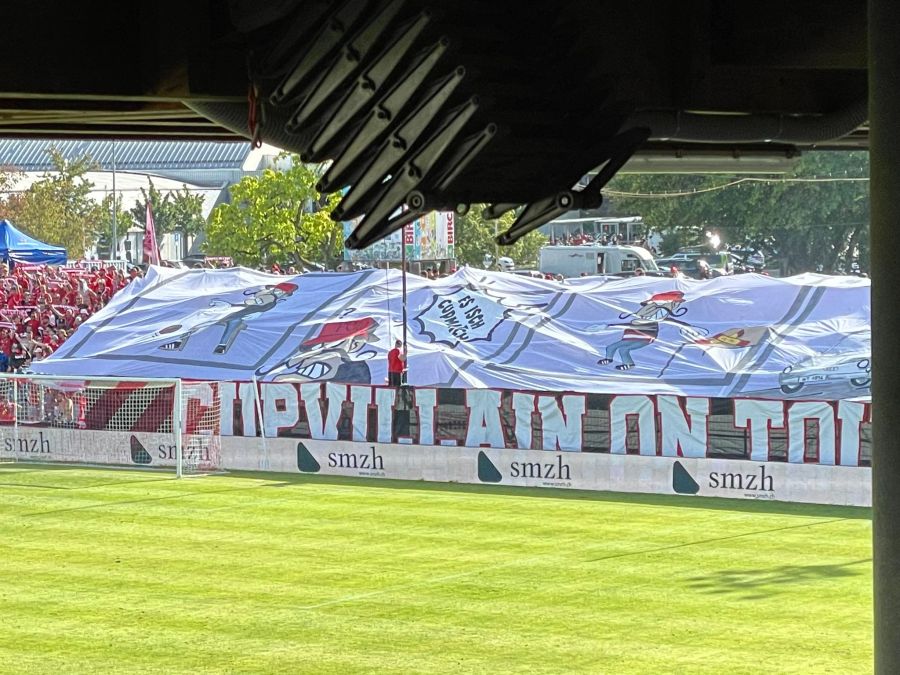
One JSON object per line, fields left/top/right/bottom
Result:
{"left": 223, "top": 437, "right": 872, "bottom": 507}
{"left": 342, "top": 220, "right": 404, "bottom": 262}
{"left": 404, "top": 211, "right": 455, "bottom": 262}
{"left": 343, "top": 211, "right": 455, "bottom": 263}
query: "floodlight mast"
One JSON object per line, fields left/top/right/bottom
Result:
{"left": 111, "top": 140, "right": 117, "bottom": 261}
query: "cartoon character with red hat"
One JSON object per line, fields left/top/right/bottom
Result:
{"left": 157, "top": 281, "right": 298, "bottom": 353}
{"left": 270, "top": 317, "right": 380, "bottom": 383}
{"left": 597, "top": 290, "right": 707, "bottom": 370}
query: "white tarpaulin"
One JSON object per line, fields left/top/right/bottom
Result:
{"left": 36, "top": 266, "right": 871, "bottom": 399}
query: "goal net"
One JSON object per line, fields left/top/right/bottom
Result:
{"left": 180, "top": 381, "right": 223, "bottom": 475}
{"left": 0, "top": 374, "right": 223, "bottom": 476}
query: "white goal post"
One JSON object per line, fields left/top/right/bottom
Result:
{"left": 0, "top": 374, "right": 223, "bottom": 476}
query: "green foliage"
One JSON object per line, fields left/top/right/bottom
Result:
{"left": 11, "top": 148, "right": 104, "bottom": 258}
{"left": 296, "top": 191, "right": 344, "bottom": 268}
{"left": 456, "top": 206, "right": 547, "bottom": 269}
{"left": 205, "top": 155, "right": 344, "bottom": 269}
{"left": 0, "top": 165, "right": 25, "bottom": 223}
{"left": 128, "top": 179, "right": 206, "bottom": 259}
{"left": 607, "top": 151, "right": 869, "bottom": 274}
{"left": 96, "top": 192, "right": 134, "bottom": 259}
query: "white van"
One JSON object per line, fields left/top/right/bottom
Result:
{"left": 539, "top": 245, "right": 659, "bottom": 278}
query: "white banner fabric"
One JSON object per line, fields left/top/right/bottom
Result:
{"left": 36, "top": 266, "right": 871, "bottom": 400}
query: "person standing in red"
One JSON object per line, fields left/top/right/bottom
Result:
{"left": 6, "top": 282, "right": 21, "bottom": 309}
{"left": 0, "top": 327, "right": 12, "bottom": 356}
{"left": 44, "top": 330, "right": 60, "bottom": 353}
{"left": 387, "top": 339, "right": 406, "bottom": 387}
{"left": 103, "top": 270, "right": 115, "bottom": 295}
{"left": 26, "top": 310, "right": 40, "bottom": 334}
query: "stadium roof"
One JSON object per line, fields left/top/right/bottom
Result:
{"left": 0, "top": 139, "right": 252, "bottom": 172}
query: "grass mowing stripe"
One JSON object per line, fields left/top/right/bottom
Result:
{"left": 0, "top": 467, "right": 871, "bottom": 674}
{"left": 297, "top": 516, "right": 851, "bottom": 610}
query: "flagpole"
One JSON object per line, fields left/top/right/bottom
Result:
{"left": 110, "top": 140, "right": 117, "bottom": 260}
{"left": 401, "top": 227, "right": 408, "bottom": 360}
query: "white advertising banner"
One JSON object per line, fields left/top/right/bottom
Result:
{"left": 36, "top": 266, "right": 870, "bottom": 400}
{"left": 0, "top": 427, "right": 177, "bottom": 467}
{"left": 221, "top": 437, "right": 870, "bottom": 507}
{"left": 0, "top": 427, "right": 870, "bottom": 506}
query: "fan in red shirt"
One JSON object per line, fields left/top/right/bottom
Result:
{"left": 387, "top": 339, "right": 406, "bottom": 387}
{"left": 44, "top": 331, "right": 60, "bottom": 353}
{"left": 26, "top": 310, "right": 40, "bottom": 333}
{"left": 6, "top": 290, "right": 21, "bottom": 309}
{"left": 0, "top": 328, "right": 12, "bottom": 356}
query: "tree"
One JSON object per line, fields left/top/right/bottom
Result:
{"left": 456, "top": 206, "right": 547, "bottom": 269}
{"left": 294, "top": 191, "right": 344, "bottom": 268}
{"left": 128, "top": 180, "right": 206, "bottom": 260}
{"left": 204, "top": 155, "right": 344, "bottom": 268}
{"left": 12, "top": 148, "right": 104, "bottom": 258}
{"left": 0, "top": 165, "right": 25, "bottom": 223}
{"left": 605, "top": 151, "right": 870, "bottom": 274}
{"left": 96, "top": 192, "right": 134, "bottom": 259}
{"left": 751, "top": 152, "right": 869, "bottom": 274}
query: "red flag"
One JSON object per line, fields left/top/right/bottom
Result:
{"left": 143, "top": 201, "right": 160, "bottom": 265}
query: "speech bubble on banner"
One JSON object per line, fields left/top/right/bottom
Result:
{"left": 414, "top": 286, "right": 509, "bottom": 347}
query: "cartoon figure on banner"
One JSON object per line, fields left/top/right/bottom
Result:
{"left": 597, "top": 290, "right": 707, "bottom": 370}
{"left": 156, "top": 282, "right": 298, "bottom": 353}
{"left": 267, "top": 317, "right": 380, "bottom": 384}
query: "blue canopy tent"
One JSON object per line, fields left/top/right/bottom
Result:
{"left": 0, "top": 219, "right": 66, "bottom": 266}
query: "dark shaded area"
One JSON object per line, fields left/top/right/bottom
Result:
{"left": 0, "top": 1, "right": 868, "bottom": 248}
{"left": 870, "top": 0, "right": 900, "bottom": 670}
{"left": 685, "top": 559, "right": 871, "bottom": 600}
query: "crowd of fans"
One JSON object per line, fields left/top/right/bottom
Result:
{"left": 0, "top": 262, "right": 143, "bottom": 372}
{"left": 547, "top": 231, "right": 659, "bottom": 255}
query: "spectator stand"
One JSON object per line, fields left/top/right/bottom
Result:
{"left": 0, "top": 262, "right": 143, "bottom": 371}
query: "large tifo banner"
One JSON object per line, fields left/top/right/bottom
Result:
{"left": 15, "top": 380, "right": 871, "bottom": 467}
{"left": 37, "top": 266, "right": 870, "bottom": 401}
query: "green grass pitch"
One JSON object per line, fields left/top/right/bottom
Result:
{"left": 0, "top": 465, "right": 871, "bottom": 674}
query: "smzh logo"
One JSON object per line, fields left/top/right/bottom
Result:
{"left": 297, "top": 442, "right": 385, "bottom": 476}
{"left": 478, "top": 451, "right": 572, "bottom": 486}
{"left": 130, "top": 435, "right": 152, "bottom": 464}
{"left": 3, "top": 431, "right": 51, "bottom": 455}
{"left": 673, "top": 460, "right": 775, "bottom": 499}
{"left": 129, "top": 436, "right": 214, "bottom": 466}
